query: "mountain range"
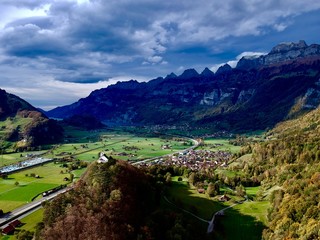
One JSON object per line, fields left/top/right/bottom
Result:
{"left": 46, "top": 40, "right": 320, "bottom": 131}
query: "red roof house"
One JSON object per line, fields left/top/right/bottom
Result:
{"left": 2, "top": 225, "right": 15, "bottom": 235}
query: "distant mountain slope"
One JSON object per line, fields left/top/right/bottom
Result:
{"left": 0, "top": 89, "right": 36, "bottom": 119}
{"left": 47, "top": 41, "right": 320, "bottom": 131}
{"left": 0, "top": 89, "right": 63, "bottom": 149}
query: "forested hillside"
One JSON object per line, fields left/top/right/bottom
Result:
{"left": 0, "top": 89, "right": 63, "bottom": 150}
{"left": 39, "top": 158, "right": 207, "bottom": 240}
{"left": 246, "top": 107, "right": 320, "bottom": 239}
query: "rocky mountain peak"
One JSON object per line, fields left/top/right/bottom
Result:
{"left": 216, "top": 64, "right": 232, "bottom": 75}
{"left": 109, "top": 79, "right": 141, "bottom": 90}
{"left": 236, "top": 40, "right": 320, "bottom": 69}
{"left": 165, "top": 72, "right": 177, "bottom": 79}
{"left": 201, "top": 67, "right": 215, "bottom": 77}
{"left": 178, "top": 68, "right": 199, "bottom": 79}
{"left": 270, "top": 40, "right": 307, "bottom": 54}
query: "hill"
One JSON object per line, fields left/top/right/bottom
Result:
{"left": 244, "top": 106, "right": 320, "bottom": 239}
{"left": 0, "top": 89, "right": 63, "bottom": 150}
{"left": 40, "top": 158, "right": 207, "bottom": 240}
{"left": 47, "top": 40, "right": 320, "bottom": 131}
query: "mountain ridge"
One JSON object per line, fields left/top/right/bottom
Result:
{"left": 47, "top": 41, "right": 320, "bottom": 131}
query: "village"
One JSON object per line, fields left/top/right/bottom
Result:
{"left": 136, "top": 148, "right": 232, "bottom": 171}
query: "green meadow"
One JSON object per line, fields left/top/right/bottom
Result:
{"left": 0, "top": 129, "right": 194, "bottom": 214}
{"left": 166, "top": 178, "right": 269, "bottom": 240}
{"left": 197, "top": 138, "right": 241, "bottom": 153}
{"left": 0, "top": 163, "right": 68, "bottom": 212}
{"left": 166, "top": 177, "right": 225, "bottom": 220}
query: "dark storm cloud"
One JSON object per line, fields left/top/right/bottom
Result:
{"left": 0, "top": 0, "right": 319, "bottom": 108}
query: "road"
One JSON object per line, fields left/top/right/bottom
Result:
{"left": 0, "top": 136, "right": 199, "bottom": 229}
{"left": 0, "top": 188, "right": 69, "bottom": 227}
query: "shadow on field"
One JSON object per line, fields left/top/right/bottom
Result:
{"left": 212, "top": 207, "right": 265, "bottom": 240}
{"left": 165, "top": 180, "right": 265, "bottom": 240}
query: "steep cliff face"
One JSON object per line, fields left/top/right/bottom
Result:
{"left": 47, "top": 41, "right": 320, "bottom": 131}
{"left": 237, "top": 40, "right": 320, "bottom": 70}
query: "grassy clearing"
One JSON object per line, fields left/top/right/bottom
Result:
{"left": 167, "top": 178, "right": 269, "bottom": 240}
{"left": 167, "top": 177, "right": 225, "bottom": 220}
{"left": 214, "top": 205, "right": 266, "bottom": 240}
{"left": 233, "top": 201, "right": 269, "bottom": 225}
{"left": 18, "top": 208, "right": 44, "bottom": 231}
{"left": 197, "top": 138, "right": 241, "bottom": 153}
{"left": 212, "top": 187, "right": 269, "bottom": 239}
{"left": 214, "top": 167, "right": 246, "bottom": 178}
{"left": 245, "top": 186, "right": 260, "bottom": 199}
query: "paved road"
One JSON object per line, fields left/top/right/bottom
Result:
{"left": 0, "top": 135, "right": 199, "bottom": 229}
{"left": 207, "top": 196, "right": 248, "bottom": 233}
{"left": 0, "top": 188, "right": 69, "bottom": 227}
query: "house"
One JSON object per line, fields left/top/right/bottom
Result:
{"left": 2, "top": 225, "right": 15, "bottom": 235}
{"left": 161, "top": 144, "right": 171, "bottom": 149}
{"left": 197, "top": 188, "right": 205, "bottom": 194}
{"left": 97, "top": 152, "right": 109, "bottom": 163}
{"left": 219, "top": 194, "right": 231, "bottom": 202}
{"left": 9, "top": 219, "right": 22, "bottom": 228}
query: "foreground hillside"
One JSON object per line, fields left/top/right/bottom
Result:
{"left": 48, "top": 41, "right": 320, "bottom": 131}
{"left": 246, "top": 107, "right": 320, "bottom": 239}
{"left": 39, "top": 158, "right": 208, "bottom": 240}
{"left": 0, "top": 89, "right": 63, "bottom": 150}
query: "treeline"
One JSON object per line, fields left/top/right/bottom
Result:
{"left": 244, "top": 107, "right": 320, "bottom": 239}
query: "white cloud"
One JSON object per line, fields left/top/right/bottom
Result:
{"left": 210, "top": 51, "right": 266, "bottom": 72}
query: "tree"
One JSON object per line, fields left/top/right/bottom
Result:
{"left": 14, "top": 181, "right": 20, "bottom": 186}
{"left": 235, "top": 185, "right": 246, "bottom": 197}
{"left": 206, "top": 183, "right": 215, "bottom": 197}
{"left": 165, "top": 172, "right": 172, "bottom": 185}
{"left": 188, "top": 172, "right": 195, "bottom": 185}
{"left": 16, "top": 229, "right": 34, "bottom": 240}
{"left": 70, "top": 173, "right": 74, "bottom": 182}
{"left": 207, "top": 182, "right": 220, "bottom": 197}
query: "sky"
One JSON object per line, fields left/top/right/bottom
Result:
{"left": 0, "top": 0, "right": 319, "bottom": 110}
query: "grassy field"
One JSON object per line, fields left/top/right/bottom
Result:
{"left": 214, "top": 205, "right": 267, "bottom": 240}
{"left": 0, "top": 163, "right": 68, "bottom": 212}
{"left": 212, "top": 186, "right": 269, "bottom": 240}
{"left": 0, "top": 130, "right": 194, "bottom": 213}
{"left": 167, "top": 177, "right": 226, "bottom": 220}
{"left": 1, "top": 130, "right": 192, "bottom": 168}
{"left": 166, "top": 178, "right": 269, "bottom": 240}
{"left": 197, "top": 138, "right": 241, "bottom": 153}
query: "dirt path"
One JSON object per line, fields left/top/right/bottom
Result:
{"left": 207, "top": 196, "right": 248, "bottom": 233}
